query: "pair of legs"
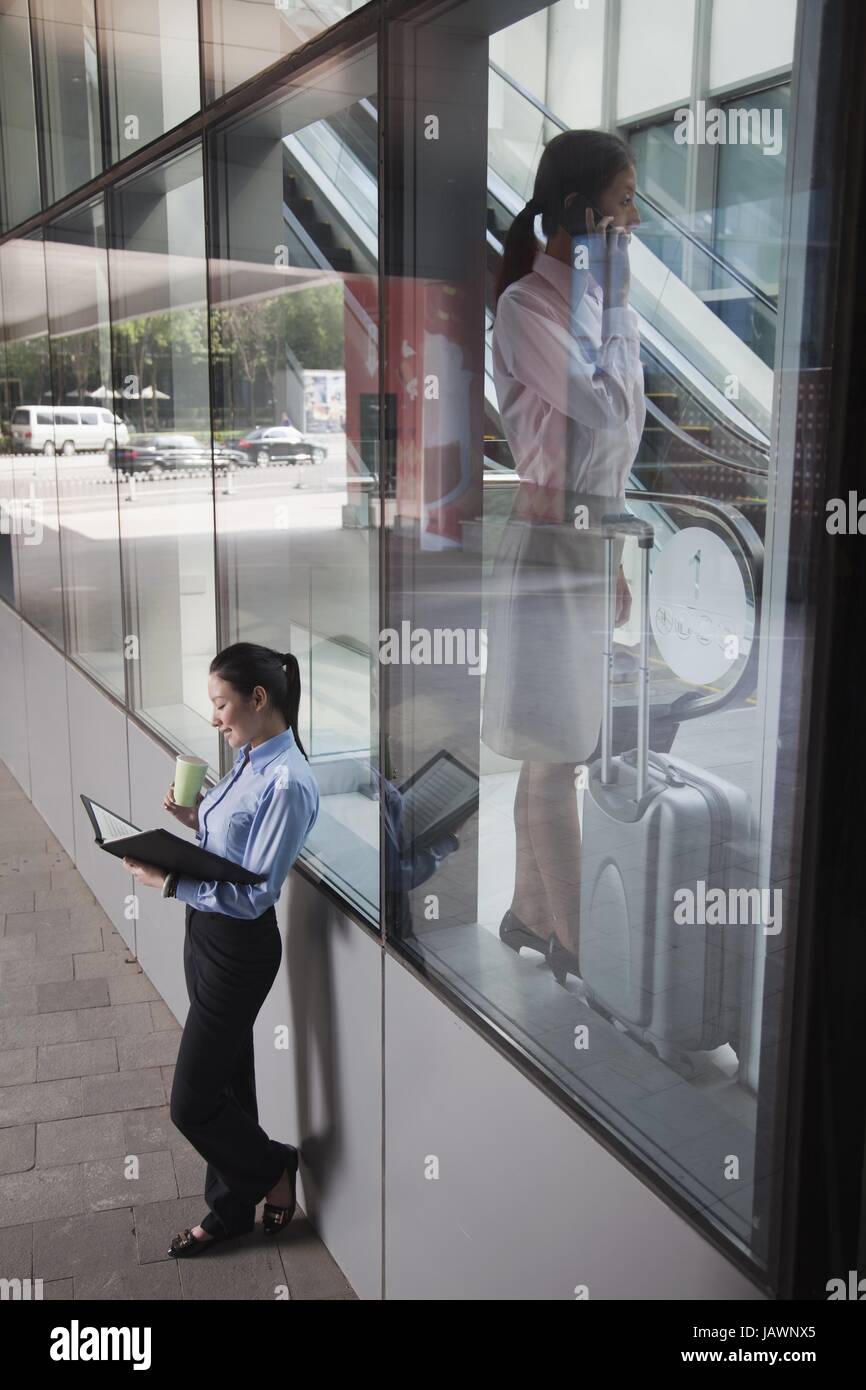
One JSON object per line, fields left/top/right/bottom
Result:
{"left": 169, "top": 906, "right": 293, "bottom": 1242}
{"left": 510, "top": 759, "right": 582, "bottom": 951}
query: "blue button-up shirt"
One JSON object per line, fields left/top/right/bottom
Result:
{"left": 174, "top": 728, "right": 319, "bottom": 920}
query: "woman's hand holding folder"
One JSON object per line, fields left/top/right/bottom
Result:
{"left": 163, "top": 782, "right": 204, "bottom": 831}
{"left": 123, "top": 784, "right": 206, "bottom": 889}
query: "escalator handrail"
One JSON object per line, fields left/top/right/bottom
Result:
{"left": 487, "top": 58, "right": 778, "bottom": 317}
{"left": 642, "top": 394, "right": 767, "bottom": 476}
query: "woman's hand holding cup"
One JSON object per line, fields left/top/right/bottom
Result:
{"left": 164, "top": 781, "right": 202, "bottom": 830}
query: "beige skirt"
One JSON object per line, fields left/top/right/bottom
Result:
{"left": 481, "top": 487, "right": 625, "bottom": 763}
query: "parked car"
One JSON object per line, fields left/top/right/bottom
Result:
{"left": 109, "top": 433, "right": 238, "bottom": 475}
{"left": 235, "top": 426, "right": 326, "bottom": 466}
{"left": 10, "top": 405, "right": 130, "bottom": 455}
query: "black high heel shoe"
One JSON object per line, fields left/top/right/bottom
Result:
{"left": 262, "top": 1145, "right": 299, "bottom": 1236}
{"left": 167, "top": 1223, "right": 247, "bottom": 1258}
{"left": 547, "top": 933, "right": 582, "bottom": 986}
{"left": 499, "top": 908, "right": 549, "bottom": 956}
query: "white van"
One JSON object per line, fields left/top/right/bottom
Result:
{"left": 9, "top": 405, "right": 131, "bottom": 456}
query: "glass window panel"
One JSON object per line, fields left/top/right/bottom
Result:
{"left": 45, "top": 196, "right": 126, "bottom": 699}
{"left": 710, "top": 0, "right": 796, "bottom": 91}
{"left": 107, "top": 145, "right": 219, "bottom": 766}
{"left": 616, "top": 0, "right": 695, "bottom": 122}
{"left": 0, "top": 0, "right": 41, "bottom": 232}
{"left": 386, "top": 0, "right": 838, "bottom": 1272}
{"left": 712, "top": 86, "right": 789, "bottom": 367}
{"left": 98, "top": 0, "right": 200, "bottom": 161}
{"left": 546, "top": 0, "right": 605, "bottom": 129}
{"left": 31, "top": 0, "right": 102, "bottom": 203}
{"left": 629, "top": 121, "right": 689, "bottom": 216}
{"left": 201, "top": 0, "right": 369, "bottom": 104}
{"left": 0, "top": 231, "right": 64, "bottom": 642}
{"left": 0, "top": 255, "right": 12, "bottom": 605}
{"left": 489, "top": 3, "right": 606, "bottom": 134}
{"left": 207, "top": 38, "right": 379, "bottom": 918}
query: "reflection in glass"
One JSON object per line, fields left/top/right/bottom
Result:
{"left": 201, "top": 0, "right": 361, "bottom": 104}
{"left": 98, "top": 0, "right": 200, "bottom": 161}
{"left": 0, "top": 0, "right": 41, "bottom": 232}
{"left": 45, "top": 198, "right": 126, "bottom": 698}
{"left": 107, "top": 146, "right": 219, "bottom": 766}
{"left": 714, "top": 86, "right": 790, "bottom": 367}
{"left": 208, "top": 43, "right": 379, "bottom": 917}
{"left": 30, "top": 0, "right": 102, "bottom": 203}
{"left": 386, "top": 0, "right": 813, "bottom": 1268}
{"left": 0, "top": 232, "right": 64, "bottom": 644}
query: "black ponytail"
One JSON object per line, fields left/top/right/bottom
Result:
{"left": 279, "top": 650, "right": 307, "bottom": 760}
{"left": 494, "top": 129, "right": 635, "bottom": 307}
{"left": 209, "top": 642, "right": 309, "bottom": 760}
{"left": 495, "top": 199, "right": 541, "bottom": 310}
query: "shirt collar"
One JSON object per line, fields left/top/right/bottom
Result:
{"left": 532, "top": 248, "right": 601, "bottom": 309}
{"left": 235, "top": 727, "right": 295, "bottom": 775}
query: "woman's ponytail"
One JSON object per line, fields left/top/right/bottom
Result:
{"left": 280, "top": 651, "right": 308, "bottom": 760}
{"left": 494, "top": 197, "right": 540, "bottom": 307}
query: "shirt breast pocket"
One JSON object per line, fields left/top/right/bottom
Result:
{"left": 225, "top": 809, "right": 254, "bottom": 862}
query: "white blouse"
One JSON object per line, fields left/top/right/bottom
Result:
{"left": 491, "top": 246, "right": 646, "bottom": 498}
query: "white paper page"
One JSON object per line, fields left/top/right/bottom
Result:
{"left": 89, "top": 801, "right": 140, "bottom": 843}
{"left": 401, "top": 759, "right": 477, "bottom": 837}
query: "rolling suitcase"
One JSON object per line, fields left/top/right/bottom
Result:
{"left": 574, "top": 513, "right": 753, "bottom": 1072}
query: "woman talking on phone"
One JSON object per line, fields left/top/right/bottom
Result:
{"left": 123, "top": 642, "right": 320, "bottom": 1256}
{"left": 481, "top": 130, "right": 644, "bottom": 983}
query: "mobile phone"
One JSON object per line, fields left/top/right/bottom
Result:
{"left": 559, "top": 193, "right": 603, "bottom": 239}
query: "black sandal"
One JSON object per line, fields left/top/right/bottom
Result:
{"left": 262, "top": 1146, "right": 299, "bottom": 1235}
{"left": 167, "top": 1224, "right": 246, "bottom": 1258}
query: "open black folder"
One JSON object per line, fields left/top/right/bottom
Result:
{"left": 80, "top": 793, "right": 266, "bottom": 884}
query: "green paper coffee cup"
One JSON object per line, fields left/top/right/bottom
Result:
{"left": 173, "top": 755, "right": 208, "bottom": 806}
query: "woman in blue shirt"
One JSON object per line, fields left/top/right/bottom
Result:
{"left": 123, "top": 642, "right": 319, "bottom": 1257}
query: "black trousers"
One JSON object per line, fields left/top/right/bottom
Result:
{"left": 169, "top": 902, "right": 291, "bottom": 1237}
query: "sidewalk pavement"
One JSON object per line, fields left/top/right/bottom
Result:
{"left": 0, "top": 758, "right": 355, "bottom": 1300}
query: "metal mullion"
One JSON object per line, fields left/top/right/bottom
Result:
{"left": 199, "top": 124, "right": 226, "bottom": 778}
{"left": 101, "top": 180, "right": 136, "bottom": 720}
{"left": 26, "top": 0, "right": 49, "bottom": 212}
{"left": 90, "top": 0, "right": 111, "bottom": 178}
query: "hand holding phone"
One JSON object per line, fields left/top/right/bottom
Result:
{"left": 585, "top": 206, "right": 631, "bottom": 308}
{"left": 559, "top": 192, "right": 603, "bottom": 240}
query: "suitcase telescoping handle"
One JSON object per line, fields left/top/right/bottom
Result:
{"left": 600, "top": 513, "right": 654, "bottom": 800}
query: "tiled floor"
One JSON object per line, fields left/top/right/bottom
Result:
{"left": 0, "top": 758, "right": 356, "bottom": 1301}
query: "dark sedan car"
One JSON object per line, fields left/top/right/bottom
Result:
{"left": 235, "top": 426, "right": 326, "bottom": 466}
{"left": 108, "top": 433, "right": 240, "bottom": 475}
